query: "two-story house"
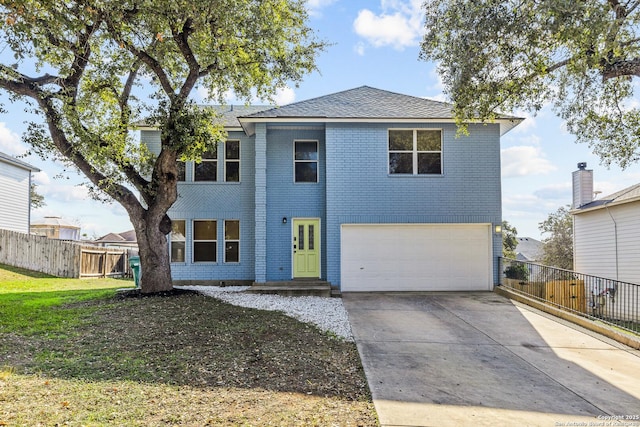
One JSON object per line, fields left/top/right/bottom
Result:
{"left": 142, "top": 86, "right": 522, "bottom": 291}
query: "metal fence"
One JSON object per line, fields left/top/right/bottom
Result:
{"left": 500, "top": 258, "right": 640, "bottom": 336}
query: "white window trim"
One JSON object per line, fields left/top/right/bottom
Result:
{"left": 293, "top": 139, "right": 319, "bottom": 183}
{"left": 224, "top": 140, "right": 241, "bottom": 183}
{"left": 169, "top": 219, "right": 186, "bottom": 263}
{"left": 224, "top": 219, "right": 241, "bottom": 263}
{"left": 194, "top": 148, "right": 218, "bottom": 182}
{"left": 192, "top": 219, "right": 218, "bottom": 263}
{"left": 388, "top": 129, "right": 443, "bottom": 175}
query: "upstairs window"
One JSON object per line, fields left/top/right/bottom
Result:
{"left": 225, "top": 140, "right": 240, "bottom": 182}
{"left": 389, "top": 129, "right": 442, "bottom": 175}
{"left": 294, "top": 140, "right": 318, "bottom": 182}
{"left": 195, "top": 148, "right": 217, "bottom": 181}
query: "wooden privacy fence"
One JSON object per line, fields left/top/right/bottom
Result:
{"left": 80, "top": 247, "right": 129, "bottom": 278}
{"left": 0, "top": 228, "right": 130, "bottom": 278}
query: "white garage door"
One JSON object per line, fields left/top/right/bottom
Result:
{"left": 341, "top": 224, "right": 493, "bottom": 292}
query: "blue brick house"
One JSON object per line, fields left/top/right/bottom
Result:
{"left": 142, "top": 86, "right": 522, "bottom": 291}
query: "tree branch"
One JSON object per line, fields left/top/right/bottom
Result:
{"left": 607, "top": 0, "right": 627, "bottom": 19}
{"left": 0, "top": 65, "right": 61, "bottom": 86}
{"left": 172, "top": 18, "right": 201, "bottom": 105}
{"left": 602, "top": 57, "right": 640, "bottom": 80}
{"left": 0, "top": 74, "right": 146, "bottom": 214}
{"left": 64, "top": 21, "right": 100, "bottom": 94}
{"left": 38, "top": 94, "right": 142, "bottom": 213}
{"left": 625, "top": 1, "right": 640, "bottom": 15}
{"left": 100, "top": 8, "right": 176, "bottom": 100}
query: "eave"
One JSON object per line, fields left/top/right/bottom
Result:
{"left": 238, "top": 116, "right": 523, "bottom": 137}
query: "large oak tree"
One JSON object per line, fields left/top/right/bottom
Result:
{"left": 0, "top": 0, "right": 324, "bottom": 293}
{"left": 421, "top": 0, "right": 640, "bottom": 168}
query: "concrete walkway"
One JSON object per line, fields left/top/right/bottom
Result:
{"left": 342, "top": 292, "right": 640, "bottom": 427}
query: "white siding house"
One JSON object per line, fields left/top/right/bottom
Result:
{"left": 572, "top": 183, "right": 640, "bottom": 284}
{"left": 571, "top": 163, "right": 640, "bottom": 322}
{"left": 0, "top": 151, "right": 40, "bottom": 234}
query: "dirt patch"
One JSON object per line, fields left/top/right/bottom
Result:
{"left": 0, "top": 292, "right": 378, "bottom": 426}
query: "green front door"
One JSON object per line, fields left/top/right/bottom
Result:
{"left": 293, "top": 218, "right": 320, "bottom": 278}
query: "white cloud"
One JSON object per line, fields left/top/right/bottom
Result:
{"left": 353, "top": 0, "right": 424, "bottom": 51}
{"left": 510, "top": 110, "right": 537, "bottom": 134}
{"left": 32, "top": 171, "right": 51, "bottom": 186}
{"left": 43, "top": 183, "right": 90, "bottom": 202}
{"left": 425, "top": 67, "right": 445, "bottom": 96}
{"left": 501, "top": 145, "right": 557, "bottom": 178}
{"left": 421, "top": 66, "right": 448, "bottom": 102}
{"left": 0, "top": 122, "right": 26, "bottom": 156}
{"left": 273, "top": 86, "right": 296, "bottom": 105}
{"left": 306, "top": 0, "right": 338, "bottom": 17}
{"left": 533, "top": 182, "right": 572, "bottom": 200}
{"left": 354, "top": 41, "right": 366, "bottom": 56}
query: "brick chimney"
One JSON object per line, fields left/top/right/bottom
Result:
{"left": 572, "top": 162, "right": 593, "bottom": 208}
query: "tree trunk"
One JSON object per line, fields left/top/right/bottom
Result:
{"left": 131, "top": 209, "right": 173, "bottom": 294}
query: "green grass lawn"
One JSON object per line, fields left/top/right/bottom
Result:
{"left": 0, "top": 264, "right": 133, "bottom": 336}
{"left": 0, "top": 263, "right": 377, "bottom": 426}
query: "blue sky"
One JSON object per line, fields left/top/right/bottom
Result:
{"left": 1, "top": 0, "right": 640, "bottom": 239}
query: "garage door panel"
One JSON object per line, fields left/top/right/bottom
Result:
{"left": 341, "top": 224, "right": 492, "bottom": 292}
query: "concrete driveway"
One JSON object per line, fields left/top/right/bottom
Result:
{"left": 342, "top": 292, "right": 640, "bottom": 427}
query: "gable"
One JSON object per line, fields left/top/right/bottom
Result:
{"left": 239, "top": 86, "right": 522, "bottom": 136}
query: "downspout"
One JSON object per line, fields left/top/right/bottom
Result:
{"left": 604, "top": 201, "right": 619, "bottom": 281}
{"left": 28, "top": 173, "right": 32, "bottom": 234}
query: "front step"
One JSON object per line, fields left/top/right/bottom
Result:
{"left": 248, "top": 280, "right": 332, "bottom": 297}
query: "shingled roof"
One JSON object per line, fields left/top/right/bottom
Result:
{"left": 573, "top": 182, "right": 640, "bottom": 213}
{"left": 246, "top": 86, "right": 455, "bottom": 119}
{"left": 210, "top": 105, "right": 271, "bottom": 128}
{"left": 238, "top": 86, "right": 522, "bottom": 136}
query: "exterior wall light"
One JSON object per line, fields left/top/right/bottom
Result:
{"left": 494, "top": 224, "right": 502, "bottom": 233}
{"left": 282, "top": 217, "right": 287, "bottom": 224}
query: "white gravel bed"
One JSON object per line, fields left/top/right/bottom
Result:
{"left": 176, "top": 285, "right": 354, "bottom": 341}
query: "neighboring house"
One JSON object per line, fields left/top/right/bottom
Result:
{"left": 0, "top": 151, "right": 40, "bottom": 234}
{"left": 143, "top": 86, "right": 522, "bottom": 291}
{"left": 92, "top": 230, "right": 138, "bottom": 249}
{"left": 31, "top": 216, "right": 81, "bottom": 240}
{"left": 94, "top": 230, "right": 138, "bottom": 250}
{"left": 515, "top": 237, "right": 543, "bottom": 262}
{"left": 571, "top": 162, "right": 640, "bottom": 285}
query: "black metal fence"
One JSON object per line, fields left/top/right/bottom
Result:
{"left": 499, "top": 258, "right": 640, "bottom": 336}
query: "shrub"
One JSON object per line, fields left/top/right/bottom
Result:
{"left": 505, "top": 263, "right": 529, "bottom": 281}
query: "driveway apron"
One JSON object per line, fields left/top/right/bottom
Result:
{"left": 342, "top": 292, "right": 640, "bottom": 427}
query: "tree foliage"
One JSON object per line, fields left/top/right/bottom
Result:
{"left": 30, "top": 182, "right": 45, "bottom": 209}
{"left": 0, "top": 0, "right": 324, "bottom": 292}
{"left": 421, "top": 0, "right": 640, "bottom": 168}
{"left": 539, "top": 205, "right": 574, "bottom": 270}
{"left": 502, "top": 220, "right": 518, "bottom": 258}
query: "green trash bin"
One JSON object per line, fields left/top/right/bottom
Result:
{"left": 129, "top": 256, "right": 141, "bottom": 288}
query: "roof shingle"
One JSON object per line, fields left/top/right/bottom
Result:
{"left": 244, "top": 86, "right": 458, "bottom": 119}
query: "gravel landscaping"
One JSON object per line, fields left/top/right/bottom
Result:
{"left": 177, "top": 285, "right": 354, "bottom": 341}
